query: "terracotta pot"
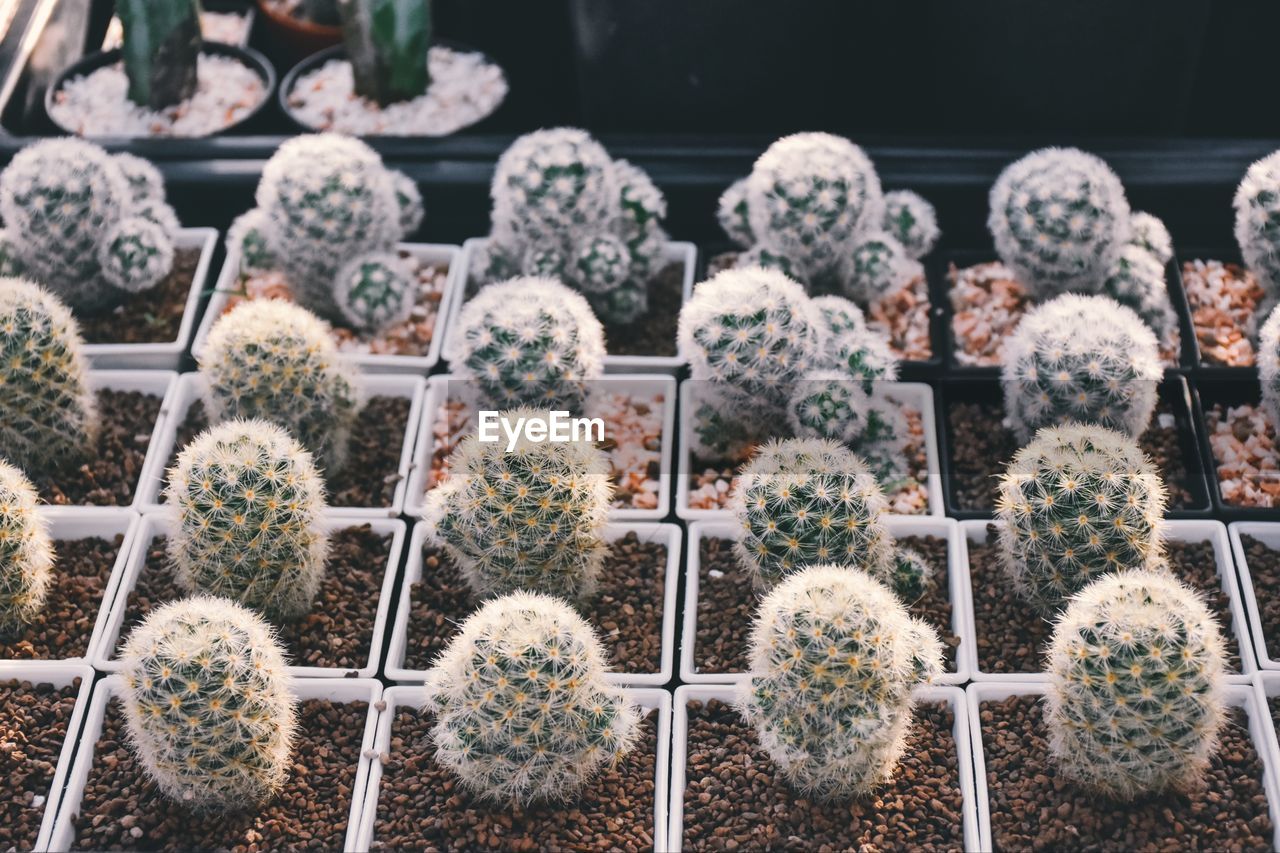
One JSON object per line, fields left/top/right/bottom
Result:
{"left": 256, "top": 0, "right": 342, "bottom": 64}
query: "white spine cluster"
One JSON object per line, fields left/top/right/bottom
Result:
{"left": 1234, "top": 149, "right": 1280, "bottom": 299}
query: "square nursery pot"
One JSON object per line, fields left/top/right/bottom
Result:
{"left": 385, "top": 520, "right": 680, "bottom": 686}
{"left": 448, "top": 237, "right": 698, "bottom": 374}
{"left": 962, "top": 518, "right": 1257, "bottom": 683}
{"left": 675, "top": 380, "right": 944, "bottom": 521}
{"left": 680, "top": 517, "right": 975, "bottom": 685}
{"left": 0, "top": 508, "right": 138, "bottom": 668}
{"left": 1192, "top": 375, "right": 1280, "bottom": 520}
{"left": 667, "top": 683, "right": 980, "bottom": 852}
{"left": 1231, "top": 522, "right": 1280, "bottom": 671}
{"left": 47, "top": 675, "right": 382, "bottom": 853}
{"left": 968, "top": 681, "right": 1280, "bottom": 852}
{"left": 136, "top": 371, "right": 425, "bottom": 517}
{"left": 93, "top": 512, "right": 406, "bottom": 679}
{"left": 353, "top": 685, "right": 672, "bottom": 852}
{"left": 0, "top": 662, "right": 95, "bottom": 853}
{"left": 938, "top": 374, "right": 1213, "bottom": 519}
{"left": 193, "top": 242, "right": 464, "bottom": 374}
{"left": 1254, "top": 672, "right": 1280, "bottom": 791}
{"left": 404, "top": 373, "right": 676, "bottom": 521}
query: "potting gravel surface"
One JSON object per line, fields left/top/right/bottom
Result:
{"left": 404, "top": 532, "right": 667, "bottom": 674}
{"left": 1, "top": 678, "right": 81, "bottom": 852}
{"left": 371, "top": 706, "right": 658, "bottom": 850}
{"left": 1206, "top": 403, "right": 1280, "bottom": 508}
{"left": 0, "top": 535, "right": 122, "bottom": 660}
{"left": 29, "top": 389, "right": 161, "bottom": 507}
{"left": 72, "top": 698, "right": 366, "bottom": 851}
{"left": 681, "top": 699, "right": 964, "bottom": 852}
{"left": 693, "top": 535, "right": 959, "bottom": 675}
{"left": 970, "top": 530, "right": 1241, "bottom": 674}
{"left": 170, "top": 397, "right": 410, "bottom": 507}
{"left": 77, "top": 248, "right": 201, "bottom": 345}
{"left": 113, "top": 527, "right": 391, "bottom": 671}
{"left": 980, "top": 695, "right": 1273, "bottom": 852}
{"left": 1241, "top": 535, "right": 1280, "bottom": 660}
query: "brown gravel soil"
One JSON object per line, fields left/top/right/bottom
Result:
{"left": 1241, "top": 535, "right": 1280, "bottom": 661}
{"left": 693, "top": 535, "right": 960, "bottom": 676}
{"left": 78, "top": 248, "right": 201, "bottom": 345}
{"left": 370, "top": 704, "right": 659, "bottom": 851}
{"left": 1206, "top": 403, "right": 1280, "bottom": 508}
{"left": 1, "top": 678, "right": 82, "bottom": 852}
{"left": 1183, "top": 259, "right": 1264, "bottom": 367}
{"left": 27, "top": 389, "right": 161, "bottom": 507}
{"left": 680, "top": 698, "right": 965, "bottom": 852}
{"left": 0, "top": 535, "right": 123, "bottom": 660}
{"left": 980, "top": 695, "right": 1273, "bottom": 851}
{"left": 71, "top": 698, "right": 367, "bottom": 851}
{"left": 169, "top": 396, "right": 410, "bottom": 508}
{"left": 111, "top": 527, "right": 391, "bottom": 671}
{"left": 402, "top": 532, "right": 667, "bottom": 675}
{"left": 970, "top": 529, "right": 1242, "bottom": 674}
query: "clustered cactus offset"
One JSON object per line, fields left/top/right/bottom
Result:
{"left": 0, "top": 460, "right": 52, "bottom": 637}
{"left": 1260, "top": 304, "right": 1280, "bottom": 428}
{"left": 1234, "top": 149, "right": 1280, "bottom": 304}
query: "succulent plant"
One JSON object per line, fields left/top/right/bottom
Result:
{"left": 390, "top": 170, "right": 425, "bottom": 236}
{"left": 116, "top": 0, "right": 200, "bottom": 110}
{"left": 739, "top": 564, "right": 943, "bottom": 799}
{"left": 1001, "top": 293, "right": 1162, "bottom": 443}
{"left": 424, "top": 591, "right": 639, "bottom": 805}
{"left": 1046, "top": 570, "right": 1226, "bottom": 799}
{"left": 1127, "top": 211, "right": 1174, "bottom": 267}
{"left": 1261, "top": 304, "right": 1280, "bottom": 428}
{"left": 852, "top": 388, "right": 911, "bottom": 488}
{"left": 842, "top": 231, "right": 921, "bottom": 306}
{"left": 717, "top": 177, "right": 754, "bottom": 249}
{"left": 1101, "top": 244, "right": 1179, "bottom": 343}
{"left": 887, "top": 546, "right": 933, "bottom": 605}
{"left": 0, "top": 460, "right": 52, "bottom": 637}
{"left": 227, "top": 209, "right": 277, "bottom": 275}
{"left": 199, "top": 299, "right": 360, "bottom": 471}
{"left": 882, "top": 190, "right": 940, "bottom": 260}
{"left": 813, "top": 294, "right": 899, "bottom": 392}
{"left": 0, "top": 279, "right": 98, "bottom": 472}
{"left": 1234, "top": 149, "right": 1280, "bottom": 300}
{"left": 996, "top": 422, "right": 1166, "bottom": 614}
{"left": 333, "top": 251, "right": 417, "bottom": 332}
{"left": 165, "top": 419, "right": 330, "bottom": 620}
{"left": 785, "top": 372, "right": 871, "bottom": 446}
{"left": 338, "top": 0, "right": 431, "bottom": 107}
{"left": 120, "top": 595, "right": 297, "bottom": 811}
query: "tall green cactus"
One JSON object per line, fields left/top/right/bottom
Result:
{"left": 116, "top": 0, "right": 201, "bottom": 110}
{"left": 340, "top": 0, "right": 432, "bottom": 107}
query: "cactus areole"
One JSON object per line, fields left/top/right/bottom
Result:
{"left": 340, "top": 0, "right": 432, "bottom": 107}
{"left": 116, "top": 0, "right": 201, "bottom": 110}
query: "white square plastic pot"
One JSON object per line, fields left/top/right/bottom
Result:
{"left": 352, "top": 685, "right": 671, "bottom": 852}
{"left": 1253, "top": 672, "right": 1280, "bottom": 807}
{"left": 0, "top": 662, "right": 95, "bottom": 853}
{"left": 385, "top": 520, "right": 680, "bottom": 686}
{"left": 674, "top": 381, "right": 945, "bottom": 521}
{"left": 968, "top": 680, "right": 1280, "bottom": 852}
{"left": 92, "top": 513, "right": 406, "bottom": 679}
{"left": 667, "top": 684, "right": 979, "bottom": 852}
{"left": 1231, "top": 522, "right": 1280, "bottom": 670}
{"left": 136, "top": 371, "right": 425, "bottom": 517}
{"left": 45, "top": 676, "right": 383, "bottom": 853}
{"left": 82, "top": 228, "right": 218, "bottom": 370}
{"left": 679, "top": 517, "right": 975, "bottom": 685}
{"left": 403, "top": 373, "right": 676, "bottom": 521}
{"left": 448, "top": 238, "right": 698, "bottom": 374}
{"left": 192, "top": 242, "right": 464, "bottom": 374}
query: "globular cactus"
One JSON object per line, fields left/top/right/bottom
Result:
{"left": 717, "top": 177, "right": 754, "bottom": 248}
{"left": 852, "top": 388, "right": 911, "bottom": 488}
{"left": 424, "top": 409, "right": 611, "bottom": 600}
{"left": 813, "top": 294, "right": 898, "bottom": 392}
{"left": 1128, "top": 211, "right": 1174, "bottom": 267}
{"left": 1001, "top": 293, "right": 1161, "bottom": 443}
{"left": 120, "top": 595, "right": 297, "bottom": 811}
{"left": 338, "top": 0, "right": 431, "bottom": 107}
{"left": 997, "top": 422, "right": 1166, "bottom": 614}
{"left": 988, "top": 147, "right": 1131, "bottom": 299}
{"left": 1234, "top": 149, "right": 1280, "bottom": 300}
{"left": 447, "top": 277, "right": 605, "bottom": 413}
{"left": 199, "top": 299, "right": 360, "bottom": 471}
{"left": 164, "top": 419, "right": 330, "bottom": 620}
{"left": 1260, "top": 304, "right": 1280, "bottom": 428}
{"left": 1046, "top": 570, "right": 1226, "bottom": 799}
{"left": 882, "top": 190, "right": 940, "bottom": 260}
{"left": 0, "top": 460, "right": 52, "bottom": 637}
{"left": 333, "top": 251, "right": 417, "bottom": 332}
{"left": 0, "top": 279, "right": 98, "bottom": 471}
{"left": 738, "top": 565, "right": 943, "bottom": 799}
{"left": 1101, "top": 244, "right": 1179, "bottom": 342}
{"left": 391, "top": 170, "right": 425, "bottom": 236}
{"left": 730, "top": 438, "right": 893, "bottom": 590}
{"left": 842, "top": 231, "right": 921, "bottom": 307}
{"left": 100, "top": 216, "right": 175, "bottom": 293}
{"left": 424, "top": 592, "right": 639, "bottom": 805}
{"left": 116, "top": 0, "right": 200, "bottom": 110}
{"left": 888, "top": 546, "right": 932, "bottom": 605}
{"left": 227, "top": 209, "right": 277, "bottom": 275}
{"left": 785, "top": 373, "right": 872, "bottom": 446}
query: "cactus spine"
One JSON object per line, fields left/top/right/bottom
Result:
{"left": 1128, "top": 211, "right": 1174, "bottom": 267}
{"left": 1261, "top": 304, "right": 1280, "bottom": 428}
{"left": 882, "top": 190, "right": 940, "bottom": 261}
{"left": 1101, "top": 244, "right": 1179, "bottom": 342}
{"left": 1234, "top": 149, "right": 1280, "bottom": 300}
{"left": 339, "top": 0, "right": 431, "bottom": 107}
{"left": 116, "top": 0, "right": 200, "bottom": 110}
{"left": 0, "top": 460, "right": 52, "bottom": 637}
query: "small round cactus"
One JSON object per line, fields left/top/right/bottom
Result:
{"left": 841, "top": 231, "right": 921, "bottom": 307}
{"left": 333, "top": 251, "right": 417, "bottom": 332}
{"left": 717, "top": 177, "right": 755, "bottom": 248}
{"left": 1046, "top": 570, "right": 1226, "bottom": 799}
{"left": 785, "top": 372, "right": 872, "bottom": 445}
{"left": 390, "top": 170, "right": 425, "bottom": 236}
{"left": 573, "top": 233, "right": 634, "bottom": 315}
{"left": 613, "top": 158, "right": 667, "bottom": 274}
{"left": 988, "top": 147, "right": 1131, "bottom": 299}
{"left": 165, "top": 419, "right": 330, "bottom": 620}
{"left": 852, "top": 389, "right": 911, "bottom": 487}
{"left": 997, "top": 422, "right": 1166, "bottom": 614}
{"left": 425, "top": 591, "right": 639, "bottom": 805}
{"left": 120, "top": 595, "right": 297, "bottom": 811}
{"left": 99, "top": 216, "right": 174, "bottom": 293}
{"left": 1001, "top": 293, "right": 1162, "bottom": 443}
{"left": 490, "top": 128, "right": 615, "bottom": 248}
{"left": 228, "top": 209, "right": 278, "bottom": 275}
{"left": 1234, "top": 149, "right": 1280, "bottom": 298}
{"left": 1101, "top": 244, "right": 1179, "bottom": 342}
{"left": 812, "top": 294, "right": 867, "bottom": 336}
{"left": 1128, "top": 211, "right": 1174, "bottom": 267}
{"left": 113, "top": 152, "right": 166, "bottom": 204}
{"left": 888, "top": 546, "right": 933, "bottom": 604}
{"left": 0, "top": 460, "right": 52, "bottom": 637}
{"left": 1260, "top": 304, "right": 1280, "bottom": 428}
{"left": 816, "top": 294, "right": 899, "bottom": 393}
{"left": 199, "top": 299, "right": 360, "bottom": 471}
{"left": 739, "top": 564, "right": 943, "bottom": 799}
{"left": 882, "top": 190, "right": 940, "bottom": 260}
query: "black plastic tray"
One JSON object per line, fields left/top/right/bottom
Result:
{"left": 1190, "top": 374, "right": 1280, "bottom": 521}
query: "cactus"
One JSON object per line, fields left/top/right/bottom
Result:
{"left": 164, "top": 419, "right": 330, "bottom": 620}
{"left": 813, "top": 294, "right": 898, "bottom": 392}
{"left": 0, "top": 460, "right": 52, "bottom": 637}
{"left": 199, "top": 299, "right": 360, "bottom": 471}
{"left": 882, "top": 190, "right": 940, "bottom": 261}
{"left": 227, "top": 209, "right": 277, "bottom": 275}
{"left": 424, "top": 591, "right": 639, "bottom": 804}
{"left": 888, "top": 546, "right": 932, "bottom": 605}
{"left": 446, "top": 277, "right": 605, "bottom": 413}
{"left": 1261, "top": 304, "right": 1280, "bottom": 428}
{"left": 100, "top": 216, "right": 175, "bottom": 293}
{"left": 0, "top": 279, "right": 98, "bottom": 472}
{"left": 424, "top": 409, "right": 611, "bottom": 600}
{"left": 338, "top": 0, "right": 431, "bottom": 107}
{"left": 120, "top": 595, "right": 297, "bottom": 811}
{"left": 1128, "top": 211, "right": 1174, "bottom": 267}
{"left": 1046, "top": 570, "right": 1226, "bottom": 799}
{"left": 1001, "top": 293, "right": 1161, "bottom": 443}
{"left": 739, "top": 564, "right": 942, "bottom": 799}
{"left": 333, "top": 251, "right": 417, "bottom": 332}
{"left": 717, "top": 177, "right": 754, "bottom": 248}
{"left": 852, "top": 388, "right": 911, "bottom": 488}
{"left": 841, "top": 231, "right": 921, "bottom": 307}
{"left": 988, "top": 147, "right": 1131, "bottom": 299}
{"left": 1234, "top": 149, "right": 1280, "bottom": 300}
{"left": 1101, "top": 244, "right": 1179, "bottom": 342}
{"left": 116, "top": 0, "right": 200, "bottom": 110}
{"left": 785, "top": 373, "right": 872, "bottom": 446}
{"left": 113, "top": 152, "right": 166, "bottom": 205}
{"left": 390, "top": 170, "right": 425, "bottom": 236}
{"left": 996, "top": 422, "right": 1166, "bottom": 614}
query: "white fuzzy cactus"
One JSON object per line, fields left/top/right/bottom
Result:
{"left": 333, "top": 251, "right": 417, "bottom": 332}
{"left": 1234, "top": 149, "right": 1280, "bottom": 299}
{"left": 842, "top": 230, "right": 921, "bottom": 306}
{"left": 785, "top": 372, "right": 872, "bottom": 445}
{"left": 882, "top": 190, "right": 940, "bottom": 260}
{"left": 717, "top": 177, "right": 755, "bottom": 248}
{"left": 1102, "top": 243, "right": 1179, "bottom": 343}
{"left": 1260, "top": 304, "right": 1280, "bottom": 427}
{"left": 1128, "top": 211, "right": 1174, "bottom": 267}
{"left": 0, "top": 460, "right": 52, "bottom": 637}
{"left": 814, "top": 293, "right": 899, "bottom": 391}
